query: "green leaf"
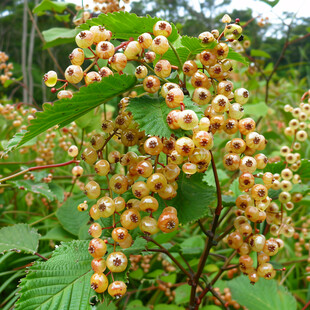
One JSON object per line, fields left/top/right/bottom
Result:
{"left": 4, "top": 130, "right": 36, "bottom": 154}
{"left": 0, "top": 224, "right": 40, "bottom": 255}
{"left": 258, "top": 0, "right": 280, "bottom": 7}
{"left": 15, "top": 240, "right": 95, "bottom": 310}
{"left": 250, "top": 49, "right": 271, "bottom": 58}
{"left": 203, "top": 169, "right": 229, "bottom": 187}
{"left": 227, "top": 48, "right": 249, "bottom": 65}
{"left": 180, "top": 235, "right": 204, "bottom": 255}
{"left": 9, "top": 180, "right": 56, "bottom": 201}
{"left": 228, "top": 275, "right": 297, "bottom": 310}
{"left": 222, "top": 195, "right": 236, "bottom": 207}
{"left": 97, "top": 300, "right": 117, "bottom": 310}
{"left": 79, "top": 11, "right": 179, "bottom": 42}
{"left": 263, "top": 161, "right": 286, "bottom": 174}
{"left": 42, "top": 27, "right": 78, "bottom": 49}
{"left": 48, "top": 183, "right": 65, "bottom": 202}
{"left": 56, "top": 193, "right": 92, "bottom": 236}
{"left": 156, "top": 47, "right": 191, "bottom": 67}
{"left": 122, "top": 237, "right": 147, "bottom": 255}
{"left": 127, "top": 96, "right": 203, "bottom": 138}
{"left": 181, "top": 36, "right": 216, "bottom": 55}
{"left": 40, "top": 225, "right": 75, "bottom": 242}
{"left": 168, "top": 172, "right": 216, "bottom": 224}
{"left": 245, "top": 101, "right": 269, "bottom": 118}
{"left": 174, "top": 284, "right": 191, "bottom": 305}
{"left": 154, "top": 305, "right": 185, "bottom": 310}
{"left": 10, "top": 74, "right": 136, "bottom": 151}
{"left": 127, "top": 300, "right": 149, "bottom": 310}
{"left": 33, "top": 0, "right": 68, "bottom": 15}
{"left": 297, "top": 159, "right": 310, "bottom": 179}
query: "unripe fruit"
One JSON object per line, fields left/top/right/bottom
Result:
{"left": 135, "top": 65, "right": 148, "bottom": 79}
{"left": 43, "top": 71, "right": 57, "bottom": 87}
{"left": 155, "top": 59, "right": 171, "bottom": 78}
{"left": 85, "top": 181, "right": 101, "bottom": 199}
{"left": 178, "top": 110, "right": 199, "bottom": 130}
{"left": 140, "top": 216, "right": 159, "bottom": 235}
{"left": 57, "top": 90, "right": 73, "bottom": 99}
{"left": 91, "top": 258, "right": 106, "bottom": 273}
{"left": 121, "top": 209, "right": 141, "bottom": 230}
{"left": 138, "top": 33, "right": 153, "bottom": 49}
{"left": 183, "top": 60, "right": 198, "bottom": 76}
{"left": 90, "top": 25, "right": 111, "bottom": 43}
{"left": 234, "top": 88, "right": 249, "bottom": 104}
{"left": 165, "top": 88, "right": 184, "bottom": 108}
{"left": 143, "top": 75, "right": 161, "bottom": 93}
{"left": 85, "top": 71, "right": 101, "bottom": 85}
{"left": 109, "top": 174, "right": 128, "bottom": 194}
{"left": 192, "top": 87, "right": 211, "bottom": 105}
{"left": 110, "top": 53, "right": 127, "bottom": 72}
{"left": 124, "top": 41, "right": 142, "bottom": 60}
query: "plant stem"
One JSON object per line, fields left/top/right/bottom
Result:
{"left": 0, "top": 159, "right": 79, "bottom": 184}
{"left": 189, "top": 151, "right": 223, "bottom": 309}
{"left": 29, "top": 211, "right": 56, "bottom": 226}
{"left": 34, "top": 252, "right": 48, "bottom": 261}
{"left": 143, "top": 236, "right": 193, "bottom": 279}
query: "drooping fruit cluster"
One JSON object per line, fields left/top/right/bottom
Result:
{"left": 0, "top": 51, "right": 13, "bottom": 85}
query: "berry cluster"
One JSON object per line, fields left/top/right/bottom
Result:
{"left": 0, "top": 51, "right": 13, "bottom": 85}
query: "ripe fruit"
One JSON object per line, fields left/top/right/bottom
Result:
{"left": 75, "top": 31, "right": 94, "bottom": 48}
{"left": 106, "top": 252, "right": 128, "bottom": 272}
{"left": 158, "top": 212, "right": 179, "bottom": 233}
{"left": 97, "top": 196, "right": 115, "bottom": 217}
{"left": 120, "top": 209, "right": 141, "bottom": 230}
{"left": 108, "top": 281, "right": 127, "bottom": 298}
{"left": 88, "top": 238, "right": 107, "bottom": 258}
{"left": 85, "top": 181, "right": 101, "bottom": 199}
{"left": 65, "top": 65, "right": 83, "bottom": 84}
{"left": 90, "top": 273, "right": 108, "bottom": 293}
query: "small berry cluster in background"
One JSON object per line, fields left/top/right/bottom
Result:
{"left": 0, "top": 51, "right": 13, "bottom": 85}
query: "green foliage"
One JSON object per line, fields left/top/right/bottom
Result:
{"left": 168, "top": 173, "right": 216, "bottom": 224}
{"left": 245, "top": 101, "right": 269, "bottom": 118}
{"left": 56, "top": 193, "right": 92, "bottom": 236}
{"left": 79, "top": 11, "right": 179, "bottom": 42}
{"left": 227, "top": 48, "right": 249, "bottom": 65}
{"left": 33, "top": 0, "right": 69, "bottom": 15}
{"left": 263, "top": 161, "right": 286, "bottom": 174}
{"left": 298, "top": 159, "right": 310, "bottom": 179}
{"left": 180, "top": 36, "right": 217, "bottom": 54}
{"left": 174, "top": 284, "right": 191, "bottom": 304}
{"left": 42, "top": 27, "right": 78, "bottom": 49}
{"left": 9, "top": 180, "right": 62, "bottom": 201}
{"left": 250, "top": 49, "right": 271, "bottom": 58}
{"left": 122, "top": 237, "right": 147, "bottom": 255}
{"left": 15, "top": 240, "right": 95, "bottom": 310}
{"left": 127, "top": 96, "right": 203, "bottom": 138}
{"left": 0, "top": 224, "right": 40, "bottom": 255}
{"left": 6, "top": 74, "right": 136, "bottom": 152}
{"left": 228, "top": 275, "right": 297, "bottom": 310}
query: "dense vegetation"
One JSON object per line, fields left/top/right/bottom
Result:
{"left": 0, "top": 1, "right": 309, "bottom": 309}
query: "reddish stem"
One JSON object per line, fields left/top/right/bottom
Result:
{"left": 114, "top": 37, "right": 134, "bottom": 52}
{"left": 29, "top": 159, "right": 79, "bottom": 171}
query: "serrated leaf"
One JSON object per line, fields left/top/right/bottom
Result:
{"left": 79, "top": 11, "right": 179, "bottom": 43}
{"left": 227, "top": 47, "right": 249, "bottom": 65}
{"left": 168, "top": 173, "right": 216, "bottom": 224}
{"left": 9, "top": 180, "right": 56, "bottom": 201}
{"left": 42, "top": 27, "right": 78, "bottom": 49}
{"left": 181, "top": 36, "right": 216, "bottom": 55}
{"left": 10, "top": 74, "right": 136, "bottom": 151}
{"left": 228, "top": 275, "right": 297, "bottom": 310}
{"left": 97, "top": 300, "right": 117, "bottom": 310}
{"left": 203, "top": 168, "right": 229, "bottom": 187}
{"left": 180, "top": 235, "right": 204, "bottom": 255}
{"left": 156, "top": 47, "right": 191, "bottom": 67}
{"left": 33, "top": 0, "right": 68, "bottom": 15}
{"left": 56, "top": 193, "right": 93, "bottom": 236}
{"left": 15, "top": 240, "right": 95, "bottom": 310}
{"left": 127, "top": 96, "right": 203, "bottom": 138}
{"left": 4, "top": 130, "right": 36, "bottom": 155}
{"left": 0, "top": 224, "right": 40, "bottom": 255}
{"left": 250, "top": 49, "right": 271, "bottom": 58}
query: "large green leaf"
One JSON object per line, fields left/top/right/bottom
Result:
{"left": 42, "top": 27, "right": 78, "bottom": 49}
{"left": 263, "top": 161, "right": 286, "bottom": 174}
{"left": 0, "top": 224, "right": 40, "bottom": 255}
{"left": 127, "top": 96, "right": 203, "bottom": 138}
{"left": 56, "top": 193, "right": 93, "bottom": 236}
{"left": 245, "top": 101, "right": 269, "bottom": 118}
{"left": 168, "top": 173, "right": 216, "bottom": 224}
{"left": 250, "top": 49, "right": 271, "bottom": 58}
{"left": 8, "top": 74, "right": 136, "bottom": 152}
{"left": 15, "top": 240, "right": 94, "bottom": 310}
{"left": 4, "top": 130, "right": 36, "bottom": 154}
{"left": 33, "top": 0, "right": 69, "bottom": 15}
{"left": 228, "top": 275, "right": 297, "bottom": 310}
{"left": 79, "top": 11, "right": 179, "bottom": 43}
